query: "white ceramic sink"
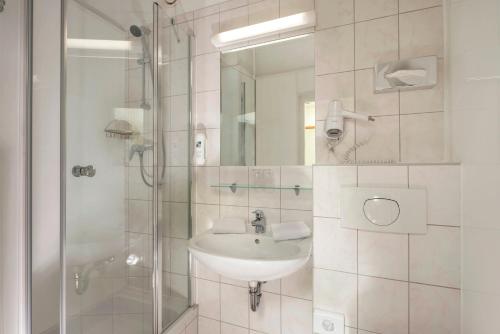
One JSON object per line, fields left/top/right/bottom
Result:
{"left": 188, "top": 231, "right": 312, "bottom": 282}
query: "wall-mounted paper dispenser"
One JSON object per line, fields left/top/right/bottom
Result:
{"left": 340, "top": 187, "right": 427, "bottom": 234}
{"left": 374, "top": 55, "right": 437, "bottom": 93}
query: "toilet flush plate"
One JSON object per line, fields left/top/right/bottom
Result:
{"left": 340, "top": 187, "right": 427, "bottom": 234}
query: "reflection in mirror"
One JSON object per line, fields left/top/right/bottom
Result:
{"left": 220, "top": 35, "right": 315, "bottom": 166}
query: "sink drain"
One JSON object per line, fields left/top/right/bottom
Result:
{"left": 254, "top": 239, "right": 260, "bottom": 244}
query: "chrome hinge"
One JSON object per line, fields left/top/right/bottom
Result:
{"left": 72, "top": 165, "right": 96, "bottom": 178}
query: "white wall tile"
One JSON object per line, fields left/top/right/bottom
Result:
{"left": 316, "top": 25, "right": 354, "bottom": 75}
{"left": 128, "top": 167, "right": 151, "bottom": 200}
{"left": 249, "top": 0, "right": 279, "bottom": 24}
{"left": 409, "top": 283, "right": 460, "bottom": 334}
{"left": 313, "top": 165, "right": 357, "bottom": 218}
{"left": 195, "top": 167, "right": 220, "bottom": 205}
{"left": 358, "top": 276, "right": 408, "bottom": 334}
{"left": 399, "top": 0, "right": 442, "bottom": 13}
{"left": 195, "top": 53, "right": 221, "bottom": 92}
{"left": 170, "top": 202, "right": 189, "bottom": 239}
{"left": 281, "top": 209, "right": 313, "bottom": 227}
{"left": 409, "top": 225, "right": 461, "bottom": 288}
{"left": 400, "top": 60, "right": 444, "bottom": 115}
{"left": 128, "top": 200, "right": 149, "bottom": 233}
{"left": 399, "top": 7, "right": 443, "bottom": 59}
{"left": 195, "top": 5, "right": 220, "bottom": 19}
{"left": 409, "top": 165, "right": 460, "bottom": 226}
{"left": 195, "top": 91, "right": 220, "bottom": 129}
{"left": 81, "top": 315, "right": 113, "bottom": 334}
{"left": 358, "top": 231, "right": 409, "bottom": 280}
{"left": 355, "top": 0, "right": 398, "bottom": 21}
{"left": 171, "top": 94, "right": 190, "bottom": 131}
{"left": 356, "top": 115, "right": 399, "bottom": 163}
{"left": 220, "top": 6, "right": 249, "bottom": 32}
{"left": 358, "top": 165, "right": 408, "bottom": 187}
{"left": 220, "top": 0, "right": 249, "bottom": 11}
{"left": 462, "top": 226, "right": 500, "bottom": 294}
{"left": 249, "top": 167, "right": 281, "bottom": 208}
{"left": 171, "top": 238, "right": 189, "bottom": 274}
{"left": 186, "top": 318, "right": 198, "bottom": 334}
{"left": 221, "top": 284, "right": 249, "bottom": 327}
{"left": 314, "top": 217, "right": 357, "bottom": 273}
{"left": 220, "top": 166, "right": 249, "bottom": 206}
{"left": 401, "top": 112, "right": 445, "bottom": 163}
{"left": 195, "top": 204, "right": 220, "bottom": 234}
{"left": 113, "top": 314, "right": 143, "bottom": 334}
{"left": 194, "top": 259, "right": 221, "bottom": 282}
{"left": 195, "top": 14, "right": 220, "bottom": 55}
{"left": 261, "top": 279, "right": 281, "bottom": 294}
{"left": 281, "top": 296, "right": 312, "bottom": 334}
{"left": 355, "top": 69, "right": 399, "bottom": 116}
{"left": 315, "top": 72, "right": 355, "bottom": 121}
{"left": 355, "top": 15, "right": 399, "bottom": 69}
{"left": 281, "top": 166, "right": 313, "bottom": 210}
{"left": 281, "top": 259, "right": 313, "bottom": 300}
{"left": 197, "top": 279, "right": 221, "bottom": 320}
{"left": 80, "top": 278, "right": 113, "bottom": 315}
{"left": 198, "top": 316, "right": 221, "bottom": 334}
{"left": 314, "top": 269, "right": 357, "bottom": 327}
{"left": 279, "top": 0, "right": 314, "bottom": 17}
{"left": 249, "top": 292, "right": 281, "bottom": 334}
{"left": 170, "top": 167, "right": 190, "bottom": 202}
{"left": 221, "top": 323, "right": 248, "bottom": 334}
{"left": 168, "top": 131, "right": 189, "bottom": 166}
{"left": 315, "top": 0, "right": 354, "bottom": 30}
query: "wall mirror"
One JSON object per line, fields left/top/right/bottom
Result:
{"left": 220, "top": 35, "right": 315, "bottom": 166}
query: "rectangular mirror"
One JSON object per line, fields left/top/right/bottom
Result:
{"left": 220, "top": 35, "right": 315, "bottom": 166}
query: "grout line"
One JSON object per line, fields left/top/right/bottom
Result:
{"left": 314, "top": 266, "right": 461, "bottom": 290}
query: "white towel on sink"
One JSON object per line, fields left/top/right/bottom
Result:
{"left": 271, "top": 221, "right": 311, "bottom": 241}
{"left": 212, "top": 217, "right": 247, "bottom": 234}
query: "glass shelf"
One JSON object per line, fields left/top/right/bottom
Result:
{"left": 210, "top": 183, "right": 312, "bottom": 195}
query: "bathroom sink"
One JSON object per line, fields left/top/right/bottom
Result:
{"left": 188, "top": 231, "right": 312, "bottom": 282}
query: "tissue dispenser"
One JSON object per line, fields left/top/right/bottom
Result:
{"left": 374, "top": 55, "right": 437, "bottom": 93}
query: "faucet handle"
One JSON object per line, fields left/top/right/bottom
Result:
{"left": 252, "top": 210, "right": 265, "bottom": 219}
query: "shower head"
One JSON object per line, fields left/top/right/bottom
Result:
{"left": 130, "top": 25, "right": 143, "bottom": 38}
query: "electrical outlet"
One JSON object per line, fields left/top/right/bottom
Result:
{"left": 314, "top": 309, "right": 344, "bottom": 334}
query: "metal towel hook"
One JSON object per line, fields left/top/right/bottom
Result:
{"left": 0, "top": 0, "right": 6, "bottom": 12}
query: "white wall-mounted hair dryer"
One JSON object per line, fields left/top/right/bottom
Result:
{"left": 324, "top": 100, "right": 375, "bottom": 140}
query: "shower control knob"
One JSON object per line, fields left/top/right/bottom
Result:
{"left": 72, "top": 165, "right": 96, "bottom": 178}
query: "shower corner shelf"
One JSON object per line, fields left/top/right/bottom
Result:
{"left": 210, "top": 183, "right": 312, "bottom": 196}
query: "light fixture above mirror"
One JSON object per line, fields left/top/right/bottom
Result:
{"left": 211, "top": 11, "right": 316, "bottom": 50}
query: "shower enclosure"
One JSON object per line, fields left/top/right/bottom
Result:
{"left": 30, "top": 1, "right": 192, "bottom": 333}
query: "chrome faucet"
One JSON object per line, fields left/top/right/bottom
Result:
{"left": 251, "top": 210, "right": 266, "bottom": 234}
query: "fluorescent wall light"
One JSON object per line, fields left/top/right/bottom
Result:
{"left": 67, "top": 38, "right": 132, "bottom": 51}
{"left": 211, "top": 11, "right": 316, "bottom": 49}
{"left": 222, "top": 33, "right": 312, "bottom": 54}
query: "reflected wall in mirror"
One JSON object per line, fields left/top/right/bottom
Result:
{"left": 220, "top": 35, "right": 315, "bottom": 166}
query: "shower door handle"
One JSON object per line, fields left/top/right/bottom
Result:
{"left": 72, "top": 165, "right": 96, "bottom": 177}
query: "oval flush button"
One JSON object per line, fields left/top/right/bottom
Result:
{"left": 363, "top": 198, "right": 400, "bottom": 226}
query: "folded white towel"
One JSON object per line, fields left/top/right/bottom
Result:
{"left": 212, "top": 217, "right": 247, "bottom": 234}
{"left": 271, "top": 221, "right": 311, "bottom": 241}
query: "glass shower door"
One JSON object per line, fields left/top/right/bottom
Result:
{"left": 62, "top": 2, "right": 190, "bottom": 334}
